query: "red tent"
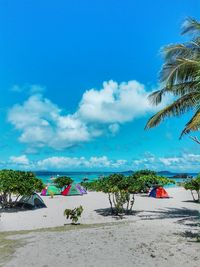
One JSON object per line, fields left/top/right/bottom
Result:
{"left": 149, "top": 187, "right": 169, "bottom": 198}
{"left": 61, "top": 185, "right": 71, "bottom": 196}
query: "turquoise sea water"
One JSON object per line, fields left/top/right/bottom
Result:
{"left": 36, "top": 171, "right": 113, "bottom": 184}
{"left": 35, "top": 171, "right": 196, "bottom": 187}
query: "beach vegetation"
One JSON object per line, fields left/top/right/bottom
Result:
{"left": 64, "top": 205, "right": 84, "bottom": 225}
{"left": 183, "top": 175, "right": 200, "bottom": 202}
{"left": 82, "top": 171, "right": 173, "bottom": 216}
{"left": 130, "top": 170, "right": 174, "bottom": 193}
{"left": 49, "top": 191, "right": 54, "bottom": 198}
{"left": 53, "top": 176, "right": 73, "bottom": 189}
{"left": 145, "top": 17, "right": 200, "bottom": 143}
{"left": 0, "top": 169, "right": 44, "bottom": 208}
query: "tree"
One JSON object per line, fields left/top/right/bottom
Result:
{"left": 183, "top": 175, "right": 200, "bottom": 202}
{"left": 130, "top": 170, "right": 174, "bottom": 193}
{"left": 145, "top": 18, "right": 200, "bottom": 142}
{"left": 53, "top": 176, "right": 73, "bottom": 189}
{"left": 0, "top": 170, "right": 44, "bottom": 208}
{"left": 82, "top": 171, "right": 173, "bottom": 216}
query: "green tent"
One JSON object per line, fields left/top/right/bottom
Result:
{"left": 45, "top": 185, "right": 61, "bottom": 195}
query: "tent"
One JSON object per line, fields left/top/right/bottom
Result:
{"left": 62, "top": 184, "right": 83, "bottom": 196}
{"left": 41, "top": 185, "right": 61, "bottom": 196}
{"left": 76, "top": 184, "right": 87, "bottom": 194}
{"left": 16, "top": 193, "right": 47, "bottom": 209}
{"left": 149, "top": 187, "right": 169, "bottom": 198}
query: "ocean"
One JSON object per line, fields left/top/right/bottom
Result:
{"left": 35, "top": 171, "right": 197, "bottom": 187}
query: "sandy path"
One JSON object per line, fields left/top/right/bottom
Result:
{"left": 2, "top": 219, "right": 200, "bottom": 267}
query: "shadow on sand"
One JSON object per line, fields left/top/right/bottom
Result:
{"left": 139, "top": 207, "right": 200, "bottom": 241}
{"left": 138, "top": 207, "right": 199, "bottom": 225}
{"left": 95, "top": 206, "right": 200, "bottom": 241}
{"left": 94, "top": 208, "right": 142, "bottom": 219}
{"left": 0, "top": 206, "right": 46, "bottom": 213}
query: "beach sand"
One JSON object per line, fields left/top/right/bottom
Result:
{"left": 0, "top": 187, "right": 199, "bottom": 267}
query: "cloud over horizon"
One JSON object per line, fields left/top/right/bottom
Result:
{"left": 8, "top": 80, "right": 169, "bottom": 151}
{"left": 3, "top": 152, "right": 200, "bottom": 172}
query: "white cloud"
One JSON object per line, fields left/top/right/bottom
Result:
{"left": 8, "top": 94, "right": 91, "bottom": 150}
{"left": 133, "top": 153, "right": 200, "bottom": 172}
{"left": 78, "top": 80, "right": 165, "bottom": 123}
{"left": 159, "top": 157, "right": 180, "bottom": 166}
{"left": 4, "top": 155, "right": 128, "bottom": 170}
{"left": 11, "top": 84, "right": 45, "bottom": 94}
{"left": 2, "top": 153, "right": 200, "bottom": 172}
{"left": 34, "top": 156, "right": 125, "bottom": 170}
{"left": 9, "top": 155, "right": 29, "bottom": 165}
{"left": 8, "top": 80, "right": 169, "bottom": 151}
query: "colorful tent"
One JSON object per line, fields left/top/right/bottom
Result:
{"left": 62, "top": 184, "right": 83, "bottom": 196}
{"left": 41, "top": 185, "right": 61, "bottom": 196}
{"left": 76, "top": 184, "right": 87, "bottom": 194}
{"left": 149, "top": 187, "right": 169, "bottom": 198}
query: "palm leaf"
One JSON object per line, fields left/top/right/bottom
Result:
{"left": 146, "top": 17, "right": 200, "bottom": 137}
{"left": 162, "top": 44, "right": 194, "bottom": 62}
{"left": 181, "top": 109, "right": 200, "bottom": 136}
{"left": 146, "top": 92, "right": 199, "bottom": 129}
{"left": 149, "top": 81, "right": 200, "bottom": 106}
{"left": 181, "top": 17, "right": 200, "bottom": 35}
{"left": 160, "top": 58, "right": 199, "bottom": 86}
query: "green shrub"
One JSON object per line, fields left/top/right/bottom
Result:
{"left": 82, "top": 170, "right": 173, "bottom": 216}
{"left": 64, "top": 205, "right": 84, "bottom": 224}
{"left": 0, "top": 169, "right": 44, "bottom": 208}
{"left": 183, "top": 175, "right": 200, "bottom": 202}
{"left": 54, "top": 176, "right": 73, "bottom": 189}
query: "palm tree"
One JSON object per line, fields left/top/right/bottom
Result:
{"left": 145, "top": 18, "right": 200, "bottom": 143}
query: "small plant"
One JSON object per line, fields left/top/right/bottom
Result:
{"left": 49, "top": 191, "right": 54, "bottom": 198}
{"left": 64, "top": 205, "right": 83, "bottom": 225}
{"left": 183, "top": 175, "right": 200, "bottom": 202}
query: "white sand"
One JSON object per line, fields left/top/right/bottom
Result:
{"left": 0, "top": 187, "right": 200, "bottom": 267}
{"left": 0, "top": 187, "right": 199, "bottom": 231}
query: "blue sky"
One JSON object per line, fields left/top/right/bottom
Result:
{"left": 0, "top": 0, "right": 200, "bottom": 172}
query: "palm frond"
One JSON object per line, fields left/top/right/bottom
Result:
{"left": 145, "top": 92, "right": 199, "bottom": 129}
{"left": 146, "top": 17, "right": 200, "bottom": 138}
{"left": 160, "top": 58, "right": 199, "bottom": 86}
{"left": 162, "top": 44, "right": 194, "bottom": 62}
{"left": 181, "top": 17, "right": 200, "bottom": 35}
{"left": 181, "top": 109, "right": 200, "bottom": 136}
{"left": 148, "top": 81, "right": 200, "bottom": 105}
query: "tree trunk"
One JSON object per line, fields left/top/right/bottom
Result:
{"left": 197, "top": 190, "right": 200, "bottom": 203}
{"left": 130, "top": 194, "right": 135, "bottom": 211}
{"left": 14, "top": 195, "right": 20, "bottom": 204}
{"left": 108, "top": 193, "right": 113, "bottom": 213}
{"left": 9, "top": 193, "right": 12, "bottom": 203}
{"left": 126, "top": 200, "right": 130, "bottom": 214}
{"left": 191, "top": 190, "right": 195, "bottom": 201}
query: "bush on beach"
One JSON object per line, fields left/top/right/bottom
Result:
{"left": 53, "top": 176, "right": 73, "bottom": 189}
{"left": 183, "top": 175, "right": 200, "bottom": 202}
{"left": 64, "top": 205, "right": 84, "bottom": 225}
{"left": 82, "top": 170, "right": 174, "bottom": 216}
{"left": 0, "top": 169, "right": 44, "bottom": 209}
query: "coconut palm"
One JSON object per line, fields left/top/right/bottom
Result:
{"left": 145, "top": 18, "right": 200, "bottom": 141}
